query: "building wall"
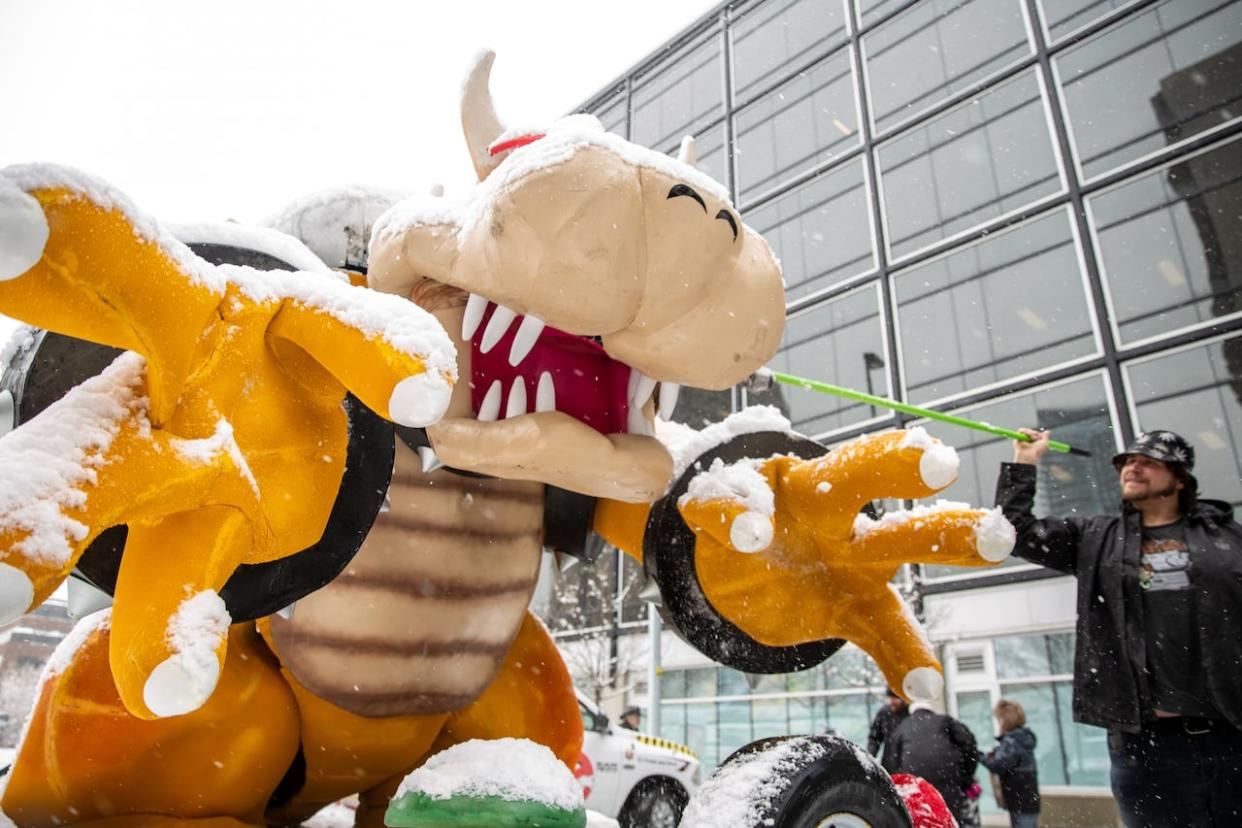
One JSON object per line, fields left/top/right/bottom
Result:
{"left": 556, "top": 0, "right": 1242, "bottom": 806}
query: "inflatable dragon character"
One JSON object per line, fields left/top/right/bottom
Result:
{"left": 0, "top": 51, "right": 1013, "bottom": 827}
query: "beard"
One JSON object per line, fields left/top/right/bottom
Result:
{"left": 1122, "top": 480, "right": 1180, "bottom": 503}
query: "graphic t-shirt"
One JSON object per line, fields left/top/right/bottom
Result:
{"left": 1139, "top": 520, "right": 1219, "bottom": 718}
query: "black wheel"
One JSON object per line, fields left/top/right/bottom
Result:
{"left": 683, "top": 736, "right": 912, "bottom": 828}
{"left": 618, "top": 777, "right": 689, "bottom": 828}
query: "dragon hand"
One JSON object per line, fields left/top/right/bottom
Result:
{"left": 0, "top": 165, "right": 456, "bottom": 718}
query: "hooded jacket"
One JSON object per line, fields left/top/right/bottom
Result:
{"left": 995, "top": 462, "right": 1242, "bottom": 733}
{"left": 979, "top": 726, "right": 1040, "bottom": 814}
{"left": 885, "top": 706, "right": 979, "bottom": 824}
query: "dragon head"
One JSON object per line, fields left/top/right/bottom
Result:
{"left": 368, "top": 51, "right": 785, "bottom": 501}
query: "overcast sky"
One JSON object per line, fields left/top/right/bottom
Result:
{"left": 0, "top": 0, "right": 719, "bottom": 339}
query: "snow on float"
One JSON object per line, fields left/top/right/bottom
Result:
{"left": 0, "top": 49, "right": 1014, "bottom": 828}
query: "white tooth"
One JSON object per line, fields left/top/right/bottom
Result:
{"left": 462, "top": 293, "right": 489, "bottom": 341}
{"left": 536, "top": 372, "right": 556, "bottom": 412}
{"left": 477, "top": 380, "right": 503, "bottom": 421}
{"left": 627, "top": 406, "right": 650, "bottom": 437}
{"left": 657, "top": 383, "right": 681, "bottom": 420}
{"left": 508, "top": 315, "right": 546, "bottom": 367}
{"left": 505, "top": 377, "right": 528, "bottom": 418}
{"left": 627, "top": 368, "right": 640, "bottom": 402}
{"left": 631, "top": 372, "right": 657, "bottom": 410}
{"left": 418, "top": 446, "right": 444, "bottom": 473}
{"left": 479, "top": 305, "right": 518, "bottom": 354}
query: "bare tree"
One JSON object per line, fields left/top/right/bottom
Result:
{"left": 0, "top": 661, "right": 45, "bottom": 746}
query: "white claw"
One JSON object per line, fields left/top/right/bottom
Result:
{"left": 0, "top": 181, "right": 49, "bottom": 282}
{"left": 477, "top": 380, "right": 503, "bottom": 422}
{"left": 730, "top": 511, "right": 773, "bottom": 553}
{"left": 67, "top": 577, "right": 113, "bottom": 619}
{"left": 630, "top": 371, "right": 657, "bottom": 411}
{"left": 462, "top": 293, "right": 489, "bottom": 342}
{"left": 479, "top": 305, "right": 518, "bottom": 354}
{"left": 505, "top": 377, "right": 528, "bottom": 419}
{"left": 536, "top": 372, "right": 556, "bottom": 413}
{"left": 143, "top": 653, "right": 221, "bottom": 718}
{"left": 0, "top": 563, "right": 34, "bottom": 625}
{"left": 276, "top": 602, "right": 296, "bottom": 620}
{"left": 657, "top": 382, "right": 681, "bottom": 420}
{"left": 627, "top": 406, "right": 650, "bottom": 437}
{"left": 903, "top": 666, "right": 944, "bottom": 702}
{"left": 388, "top": 371, "right": 452, "bottom": 428}
{"left": 508, "top": 315, "right": 546, "bottom": 367}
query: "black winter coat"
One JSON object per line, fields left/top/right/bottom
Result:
{"left": 995, "top": 462, "right": 1242, "bottom": 733}
{"left": 885, "top": 708, "right": 979, "bottom": 824}
{"left": 979, "top": 726, "right": 1040, "bottom": 814}
{"left": 867, "top": 704, "right": 908, "bottom": 769}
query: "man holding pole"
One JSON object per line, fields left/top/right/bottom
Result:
{"left": 995, "top": 428, "right": 1242, "bottom": 827}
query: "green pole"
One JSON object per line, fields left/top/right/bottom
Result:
{"left": 762, "top": 369, "right": 1091, "bottom": 457}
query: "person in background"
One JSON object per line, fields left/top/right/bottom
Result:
{"left": 867, "top": 687, "right": 909, "bottom": 769}
{"left": 618, "top": 705, "right": 642, "bottom": 731}
{"left": 979, "top": 698, "right": 1040, "bottom": 828}
{"left": 885, "top": 701, "right": 979, "bottom": 827}
{"left": 996, "top": 429, "right": 1242, "bottom": 827}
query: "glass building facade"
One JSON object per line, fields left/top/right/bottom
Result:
{"left": 558, "top": 0, "right": 1242, "bottom": 804}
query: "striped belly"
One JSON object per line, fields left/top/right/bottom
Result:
{"left": 267, "top": 441, "right": 545, "bottom": 718}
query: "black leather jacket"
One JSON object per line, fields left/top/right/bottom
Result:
{"left": 995, "top": 462, "right": 1242, "bottom": 733}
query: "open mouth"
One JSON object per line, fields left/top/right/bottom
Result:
{"left": 463, "top": 297, "right": 678, "bottom": 435}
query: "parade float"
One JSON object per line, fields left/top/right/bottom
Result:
{"left": 0, "top": 51, "right": 1012, "bottom": 828}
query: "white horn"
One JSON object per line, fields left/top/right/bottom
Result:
{"left": 678, "top": 135, "right": 697, "bottom": 166}
{"left": 461, "top": 49, "right": 507, "bottom": 181}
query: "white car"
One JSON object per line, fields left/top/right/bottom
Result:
{"left": 575, "top": 692, "right": 699, "bottom": 828}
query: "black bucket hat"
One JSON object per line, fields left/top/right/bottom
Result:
{"left": 1112, "top": 430, "right": 1195, "bottom": 472}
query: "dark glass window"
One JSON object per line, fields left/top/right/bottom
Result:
{"left": 864, "top": 0, "right": 1031, "bottom": 134}
{"left": 857, "top": 0, "right": 912, "bottom": 28}
{"left": 746, "top": 159, "right": 874, "bottom": 303}
{"left": 1125, "top": 334, "right": 1242, "bottom": 507}
{"left": 731, "top": 0, "right": 850, "bottom": 103}
{"left": 733, "top": 48, "right": 859, "bottom": 202}
{"left": 877, "top": 70, "right": 1061, "bottom": 260}
{"left": 632, "top": 30, "right": 723, "bottom": 154}
{"left": 1090, "top": 136, "right": 1242, "bottom": 345}
{"left": 746, "top": 284, "right": 892, "bottom": 436}
{"left": 1056, "top": 0, "right": 1242, "bottom": 180}
{"left": 1041, "top": 0, "right": 1134, "bottom": 43}
{"left": 995, "top": 632, "right": 1076, "bottom": 678}
{"left": 918, "top": 374, "right": 1120, "bottom": 579}
{"left": 666, "top": 121, "right": 729, "bottom": 199}
{"left": 895, "top": 208, "right": 1097, "bottom": 403}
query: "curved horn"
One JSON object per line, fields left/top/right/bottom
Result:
{"left": 678, "top": 135, "right": 697, "bottom": 166}
{"left": 461, "top": 49, "right": 507, "bottom": 181}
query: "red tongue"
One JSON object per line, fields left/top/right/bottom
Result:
{"left": 469, "top": 305, "right": 632, "bottom": 435}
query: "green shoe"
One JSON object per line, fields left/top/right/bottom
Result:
{"left": 384, "top": 790, "right": 587, "bottom": 827}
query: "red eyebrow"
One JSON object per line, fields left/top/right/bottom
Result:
{"left": 489, "top": 133, "right": 546, "bottom": 156}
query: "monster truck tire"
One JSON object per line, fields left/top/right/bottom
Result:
{"left": 703, "top": 735, "right": 912, "bottom": 828}
{"left": 618, "top": 777, "right": 689, "bottom": 828}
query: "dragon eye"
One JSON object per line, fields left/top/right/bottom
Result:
{"left": 716, "top": 209, "right": 739, "bottom": 241}
{"left": 667, "top": 184, "right": 707, "bottom": 212}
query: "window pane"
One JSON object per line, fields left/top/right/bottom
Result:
{"left": 918, "top": 375, "right": 1121, "bottom": 579}
{"left": 826, "top": 693, "right": 872, "bottom": 745}
{"left": 1042, "top": 0, "right": 1134, "bottom": 43}
{"left": 752, "top": 697, "right": 790, "bottom": 741}
{"left": 1001, "top": 682, "right": 1072, "bottom": 785}
{"left": 746, "top": 285, "right": 891, "bottom": 436}
{"left": 586, "top": 92, "right": 627, "bottom": 137}
{"left": 632, "top": 31, "right": 723, "bottom": 154}
{"left": 865, "top": 0, "right": 1031, "bottom": 134}
{"left": 717, "top": 700, "right": 752, "bottom": 761}
{"left": 665, "top": 121, "right": 729, "bottom": 199}
{"left": 954, "top": 690, "right": 1001, "bottom": 817}
{"left": 731, "top": 0, "right": 849, "bottom": 103}
{"left": 686, "top": 667, "right": 717, "bottom": 698}
{"left": 747, "top": 159, "right": 874, "bottom": 302}
{"left": 823, "top": 644, "right": 884, "bottom": 690}
{"left": 1056, "top": 0, "right": 1242, "bottom": 180}
{"left": 686, "top": 702, "right": 720, "bottom": 770}
{"left": 718, "top": 667, "right": 751, "bottom": 697}
{"left": 734, "top": 49, "right": 859, "bottom": 202}
{"left": 895, "top": 209, "right": 1096, "bottom": 403}
{"left": 1060, "top": 694, "right": 1112, "bottom": 786}
{"left": 1126, "top": 334, "right": 1242, "bottom": 507}
{"left": 857, "top": 0, "right": 911, "bottom": 28}
{"left": 618, "top": 550, "right": 649, "bottom": 624}
{"left": 661, "top": 669, "right": 687, "bottom": 699}
{"left": 878, "top": 70, "right": 1060, "bottom": 260}
{"left": 1090, "top": 136, "right": 1242, "bottom": 345}
{"left": 789, "top": 694, "right": 827, "bottom": 735}
{"left": 995, "top": 632, "right": 1076, "bottom": 678}
{"left": 659, "top": 702, "right": 687, "bottom": 744}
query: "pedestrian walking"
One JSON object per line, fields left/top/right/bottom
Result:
{"left": 979, "top": 698, "right": 1040, "bottom": 828}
